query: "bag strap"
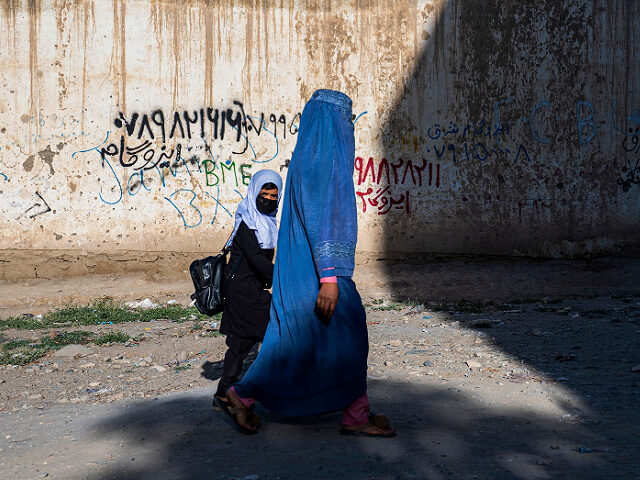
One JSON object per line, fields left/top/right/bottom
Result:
{"left": 221, "top": 228, "right": 236, "bottom": 254}
{"left": 226, "top": 252, "right": 244, "bottom": 281}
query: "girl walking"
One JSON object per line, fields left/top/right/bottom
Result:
{"left": 213, "top": 169, "right": 282, "bottom": 411}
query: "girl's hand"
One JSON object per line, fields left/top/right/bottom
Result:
{"left": 316, "top": 283, "right": 339, "bottom": 323}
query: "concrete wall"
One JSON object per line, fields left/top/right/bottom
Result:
{"left": 0, "top": 0, "right": 639, "bottom": 280}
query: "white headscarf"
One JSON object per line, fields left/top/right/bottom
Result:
{"left": 226, "top": 169, "right": 283, "bottom": 250}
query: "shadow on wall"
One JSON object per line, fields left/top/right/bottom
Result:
{"left": 378, "top": 0, "right": 640, "bottom": 258}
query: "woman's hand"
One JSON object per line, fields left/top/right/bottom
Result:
{"left": 316, "top": 283, "right": 339, "bottom": 323}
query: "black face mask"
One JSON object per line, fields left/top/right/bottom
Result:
{"left": 256, "top": 194, "right": 278, "bottom": 215}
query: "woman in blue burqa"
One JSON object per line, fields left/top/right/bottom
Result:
{"left": 224, "top": 89, "right": 395, "bottom": 437}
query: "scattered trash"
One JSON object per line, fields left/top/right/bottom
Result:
{"left": 422, "top": 316, "right": 432, "bottom": 319}
{"left": 167, "top": 300, "right": 177, "bottom": 305}
{"left": 125, "top": 298, "right": 158, "bottom": 309}
{"left": 575, "top": 446, "right": 606, "bottom": 454}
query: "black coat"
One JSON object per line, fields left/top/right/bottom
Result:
{"left": 220, "top": 221, "right": 275, "bottom": 337}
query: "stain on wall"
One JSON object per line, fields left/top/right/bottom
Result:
{"left": 0, "top": 0, "right": 638, "bottom": 276}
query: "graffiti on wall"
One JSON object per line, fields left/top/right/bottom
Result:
{"left": 354, "top": 156, "right": 441, "bottom": 215}
{"left": 617, "top": 127, "right": 640, "bottom": 192}
{"left": 17, "top": 191, "right": 51, "bottom": 220}
{"left": 102, "top": 102, "right": 299, "bottom": 169}
{"left": 10, "top": 113, "right": 98, "bottom": 149}
{"left": 77, "top": 101, "right": 303, "bottom": 228}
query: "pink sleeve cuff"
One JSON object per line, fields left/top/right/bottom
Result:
{"left": 320, "top": 267, "right": 337, "bottom": 282}
{"left": 320, "top": 276, "right": 338, "bottom": 283}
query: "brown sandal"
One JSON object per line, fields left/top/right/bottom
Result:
{"left": 225, "top": 389, "right": 261, "bottom": 435}
{"left": 340, "top": 413, "right": 396, "bottom": 438}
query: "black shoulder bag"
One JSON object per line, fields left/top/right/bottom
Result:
{"left": 189, "top": 231, "right": 244, "bottom": 316}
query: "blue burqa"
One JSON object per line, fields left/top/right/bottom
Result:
{"left": 234, "top": 89, "right": 368, "bottom": 416}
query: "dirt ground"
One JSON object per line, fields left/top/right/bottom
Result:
{"left": 1, "top": 257, "right": 639, "bottom": 479}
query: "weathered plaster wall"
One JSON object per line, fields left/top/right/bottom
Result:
{"left": 0, "top": 0, "right": 638, "bottom": 280}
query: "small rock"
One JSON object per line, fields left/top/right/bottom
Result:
{"left": 423, "top": 360, "right": 434, "bottom": 367}
{"left": 389, "top": 340, "right": 402, "bottom": 347}
{"left": 167, "top": 300, "right": 177, "bottom": 305}
{"left": 631, "top": 365, "right": 640, "bottom": 372}
{"left": 28, "top": 393, "right": 44, "bottom": 400}
{"left": 70, "top": 395, "right": 89, "bottom": 404}
{"left": 466, "top": 360, "right": 482, "bottom": 370}
{"left": 555, "top": 353, "right": 576, "bottom": 362}
{"left": 151, "top": 365, "right": 167, "bottom": 372}
{"left": 79, "top": 362, "right": 96, "bottom": 369}
{"left": 470, "top": 318, "right": 502, "bottom": 329}
{"left": 384, "top": 361, "right": 394, "bottom": 366}
{"left": 88, "top": 382, "right": 101, "bottom": 387}
{"left": 40, "top": 473, "right": 49, "bottom": 478}
{"left": 53, "top": 345, "right": 94, "bottom": 358}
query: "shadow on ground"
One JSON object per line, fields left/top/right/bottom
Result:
{"left": 82, "top": 378, "right": 617, "bottom": 480}
{"left": 201, "top": 347, "right": 259, "bottom": 382}
{"left": 80, "top": 297, "right": 640, "bottom": 480}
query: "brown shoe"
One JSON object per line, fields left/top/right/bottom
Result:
{"left": 225, "top": 389, "right": 260, "bottom": 434}
{"left": 340, "top": 413, "right": 396, "bottom": 438}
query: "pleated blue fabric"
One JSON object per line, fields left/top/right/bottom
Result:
{"left": 233, "top": 89, "right": 368, "bottom": 415}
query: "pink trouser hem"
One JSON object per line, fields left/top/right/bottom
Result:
{"left": 342, "top": 393, "right": 370, "bottom": 426}
{"left": 229, "top": 386, "right": 255, "bottom": 408}
{"left": 227, "top": 388, "right": 370, "bottom": 426}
